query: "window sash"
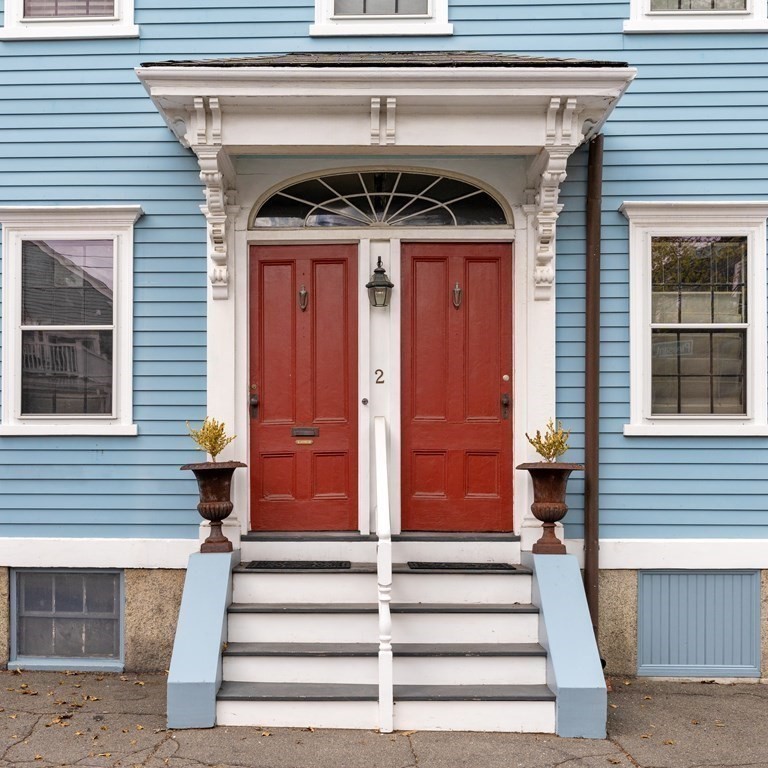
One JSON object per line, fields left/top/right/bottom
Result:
{"left": 23, "top": 0, "right": 115, "bottom": 18}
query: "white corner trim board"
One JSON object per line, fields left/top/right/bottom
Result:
{"left": 0, "top": 538, "right": 199, "bottom": 569}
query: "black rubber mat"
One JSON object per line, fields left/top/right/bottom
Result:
{"left": 244, "top": 560, "right": 351, "bottom": 570}
{"left": 407, "top": 561, "right": 516, "bottom": 571}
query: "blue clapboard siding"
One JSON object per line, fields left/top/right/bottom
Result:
{"left": 0, "top": 1, "right": 767, "bottom": 540}
{"left": 638, "top": 571, "right": 761, "bottom": 677}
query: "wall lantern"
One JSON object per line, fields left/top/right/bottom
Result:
{"left": 366, "top": 257, "right": 394, "bottom": 308}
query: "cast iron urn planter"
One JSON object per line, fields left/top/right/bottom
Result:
{"left": 516, "top": 462, "right": 584, "bottom": 555}
{"left": 181, "top": 461, "right": 246, "bottom": 553}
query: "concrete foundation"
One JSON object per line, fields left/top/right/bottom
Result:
{"left": 124, "top": 569, "right": 186, "bottom": 672}
{"left": 598, "top": 570, "right": 638, "bottom": 677}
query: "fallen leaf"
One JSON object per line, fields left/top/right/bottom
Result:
{"left": 122, "top": 728, "right": 129, "bottom": 734}
{"left": 134, "top": 681, "right": 145, "bottom": 687}
{"left": 609, "top": 704, "right": 618, "bottom": 709}
{"left": 608, "top": 759, "right": 622, "bottom": 765}
{"left": 100, "top": 725, "right": 109, "bottom": 731}
{"left": 622, "top": 680, "right": 632, "bottom": 686}
{"left": 261, "top": 730, "right": 271, "bottom": 737}
{"left": 691, "top": 720, "right": 699, "bottom": 725}
{"left": 97, "top": 753, "right": 112, "bottom": 758}
{"left": 305, "top": 726, "right": 315, "bottom": 732}
{"left": 75, "top": 732, "right": 84, "bottom": 737}
{"left": 136, "top": 725, "right": 144, "bottom": 731}
{"left": 640, "top": 734, "right": 651, "bottom": 739}
{"left": 34, "top": 755, "right": 43, "bottom": 761}
{"left": 643, "top": 695, "right": 652, "bottom": 700}
{"left": 9, "top": 714, "right": 17, "bottom": 719}
{"left": 84, "top": 695, "right": 101, "bottom": 702}
{"left": 716, "top": 723, "right": 726, "bottom": 728}
{"left": 73, "top": 684, "right": 82, "bottom": 689}
{"left": 664, "top": 740, "right": 675, "bottom": 745}
{"left": 20, "top": 683, "right": 28, "bottom": 689}
{"left": 400, "top": 730, "right": 417, "bottom": 736}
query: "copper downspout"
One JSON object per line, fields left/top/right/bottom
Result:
{"left": 584, "top": 134, "right": 603, "bottom": 641}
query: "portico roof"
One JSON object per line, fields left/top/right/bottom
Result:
{"left": 140, "top": 51, "right": 629, "bottom": 70}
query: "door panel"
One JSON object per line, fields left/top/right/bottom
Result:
{"left": 249, "top": 244, "right": 358, "bottom": 531}
{"left": 402, "top": 242, "right": 513, "bottom": 532}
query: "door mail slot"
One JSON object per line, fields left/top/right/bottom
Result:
{"left": 292, "top": 427, "right": 319, "bottom": 437}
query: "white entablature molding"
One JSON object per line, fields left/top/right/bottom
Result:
{"left": 137, "top": 62, "right": 635, "bottom": 300}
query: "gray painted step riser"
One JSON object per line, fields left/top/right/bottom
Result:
{"left": 222, "top": 654, "right": 547, "bottom": 686}
{"left": 231, "top": 572, "right": 532, "bottom": 604}
{"left": 228, "top": 612, "right": 539, "bottom": 644}
{"left": 215, "top": 699, "right": 554, "bottom": 732}
{"left": 239, "top": 540, "right": 521, "bottom": 564}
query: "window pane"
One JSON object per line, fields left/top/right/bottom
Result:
{"left": 650, "top": 0, "right": 746, "bottom": 8}
{"left": 22, "top": 240, "right": 114, "bottom": 326}
{"left": 19, "top": 572, "right": 53, "bottom": 613}
{"left": 21, "top": 330, "right": 113, "bottom": 415}
{"left": 84, "top": 619, "right": 119, "bottom": 657}
{"left": 19, "top": 617, "right": 54, "bottom": 657}
{"left": 24, "top": 0, "right": 114, "bottom": 17}
{"left": 335, "top": 0, "right": 428, "bottom": 14}
{"left": 55, "top": 573, "right": 84, "bottom": 613}
{"left": 84, "top": 573, "right": 119, "bottom": 615}
{"left": 651, "top": 330, "right": 745, "bottom": 415}
{"left": 651, "top": 236, "right": 746, "bottom": 324}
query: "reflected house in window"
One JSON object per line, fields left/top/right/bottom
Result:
{"left": 21, "top": 239, "right": 114, "bottom": 416}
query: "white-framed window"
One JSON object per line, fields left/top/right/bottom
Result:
{"left": 1, "top": 0, "right": 138, "bottom": 40}
{"left": 622, "top": 202, "right": 768, "bottom": 436}
{"left": 310, "top": 0, "right": 452, "bottom": 36}
{"left": 624, "top": 0, "right": 768, "bottom": 32}
{"left": 0, "top": 206, "right": 142, "bottom": 436}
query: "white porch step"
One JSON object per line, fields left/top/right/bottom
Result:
{"left": 216, "top": 681, "right": 555, "bottom": 732}
{"left": 216, "top": 682, "right": 378, "bottom": 729}
{"left": 232, "top": 565, "right": 376, "bottom": 604}
{"left": 392, "top": 534, "right": 521, "bottom": 565}
{"left": 231, "top": 564, "right": 531, "bottom": 605}
{"left": 222, "top": 642, "right": 547, "bottom": 686}
{"left": 240, "top": 533, "right": 377, "bottom": 563}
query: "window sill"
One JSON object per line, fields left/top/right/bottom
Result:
{"left": 624, "top": 422, "right": 768, "bottom": 436}
{"left": 9, "top": 658, "right": 123, "bottom": 672}
{"left": 623, "top": 19, "right": 768, "bottom": 33}
{"left": 0, "top": 424, "right": 138, "bottom": 436}
{"left": 0, "top": 23, "right": 139, "bottom": 40}
{"left": 309, "top": 21, "right": 453, "bottom": 36}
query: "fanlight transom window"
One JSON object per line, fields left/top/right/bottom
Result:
{"left": 251, "top": 171, "right": 508, "bottom": 228}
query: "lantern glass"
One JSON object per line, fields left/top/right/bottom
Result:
{"left": 366, "top": 258, "right": 394, "bottom": 308}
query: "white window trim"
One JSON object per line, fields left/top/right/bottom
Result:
{"left": 310, "top": 0, "right": 452, "bottom": 36}
{"left": 624, "top": 0, "right": 768, "bottom": 32}
{"left": 0, "top": 206, "right": 142, "bottom": 436}
{"left": 622, "top": 201, "right": 768, "bottom": 436}
{"left": 0, "top": 0, "right": 138, "bottom": 40}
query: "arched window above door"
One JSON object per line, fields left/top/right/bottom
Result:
{"left": 250, "top": 171, "right": 508, "bottom": 228}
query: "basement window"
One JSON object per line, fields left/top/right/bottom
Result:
{"left": 11, "top": 570, "right": 123, "bottom": 671}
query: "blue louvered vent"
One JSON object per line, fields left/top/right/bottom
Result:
{"left": 638, "top": 570, "right": 760, "bottom": 677}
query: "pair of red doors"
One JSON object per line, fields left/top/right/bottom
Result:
{"left": 249, "top": 242, "right": 513, "bottom": 532}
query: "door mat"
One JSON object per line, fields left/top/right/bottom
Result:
{"left": 244, "top": 560, "right": 352, "bottom": 570}
{"left": 407, "top": 561, "right": 516, "bottom": 571}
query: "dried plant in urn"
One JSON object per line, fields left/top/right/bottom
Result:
{"left": 517, "top": 419, "right": 583, "bottom": 555}
{"left": 182, "top": 417, "right": 246, "bottom": 553}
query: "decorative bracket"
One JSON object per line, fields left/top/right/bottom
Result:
{"left": 524, "top": 97, "right": 583, "bottom": 301}
{"left": 370, "top": 96, "right": 397, "bottom": 146}
{"left": 190, "top": 97, "right": 239, "bottom": 300}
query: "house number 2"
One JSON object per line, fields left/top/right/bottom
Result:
{"left": 375, "top": 369, "right": 385, "bottom": 384}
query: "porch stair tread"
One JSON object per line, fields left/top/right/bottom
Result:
{"left": 242, "top": 532, "right": 379, "bottom": 542}
{"left": 233, "top": 562, "right": 529, "bottom": 575}
{"left": 223, "top": 641, "right": 547, "bottom": 657}
{"left": 228, "top": 602, "right": 539, "bottom": 614}
{"left": 217, "top": 681, "right": 555, "bottom": 702}
{"left": 392, "top": 533, "right": 521, "bottom": 542}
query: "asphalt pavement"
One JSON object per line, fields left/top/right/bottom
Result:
{"left": 0, "top": 670, "right": 765, "bottom": 768}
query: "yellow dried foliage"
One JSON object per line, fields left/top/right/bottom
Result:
{"left": 525, "top": 418, "right": 570, "bottom": 462}
{"left": 186, "top": 417, "right": 236, "bottom": 461}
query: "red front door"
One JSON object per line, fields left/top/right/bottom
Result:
{"left": 249, "top": 244, "right": 358, "bottom": 531}
{"left": 401, "top": 242, "right": 513, "bottom": 532}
